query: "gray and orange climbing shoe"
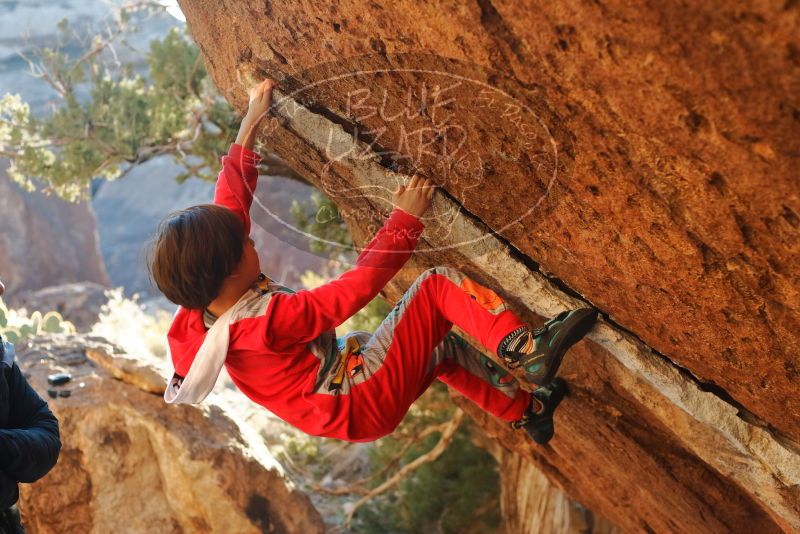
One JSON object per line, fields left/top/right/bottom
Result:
{"left": 497, "top": 308, "right": 598, "bottom": 386}
{"left": 511, "top": 378, "right": 568, "bottom": 445}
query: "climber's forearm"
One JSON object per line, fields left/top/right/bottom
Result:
{"left": 235, "top": 79, "right": 275, "bottom": 150}
{"left": 235, "top": 112, "right": 262, "bottom": 150}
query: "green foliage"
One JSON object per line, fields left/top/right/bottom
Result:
{"left": 290, "top": 190, "right": 353, "bottom": 258}
{"left": 355, "top": 382, "right": 501, "bottom": 534}
{"left": 356, "top": 432, "right": 501, "bottom": 533}
{"left": 0, "top": 16, "right": 238, "bottom": 201}
{"left": 0, "top": 298, "right": 76, "bottom": 344}
{"left": 283, "top": 434, "right": 321, "bottom": 465}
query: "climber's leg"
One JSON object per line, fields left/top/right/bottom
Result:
{"left": 432, "top": 331, "right": 531, "bottom": 422}
{"left": 365, "top": 265, "right": 598, "bottom": 388}
{"left": 431, "top": 332, "right": 572, "bottom": 445}
{"left": 309, "top": 266, "right": 595, "bottom": 442}
{"left": 340, "top": 266, "right": 535, "bottom": 440}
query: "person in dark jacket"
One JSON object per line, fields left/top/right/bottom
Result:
{"left": 0, "top": 279, "right": 62, "bottom": 533}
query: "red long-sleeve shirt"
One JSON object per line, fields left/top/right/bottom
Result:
{"left": 163, "top": 144, "right": 425, "bottom": 440}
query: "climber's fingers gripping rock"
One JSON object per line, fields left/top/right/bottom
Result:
{"left": 247, "top": 78, "right": 276, "bottom": 120}
{"left": 236, "top": 78, "right": 277, "bottom": 149}
{"left": 393, "top": 173, "right": 436, "bottom": 219}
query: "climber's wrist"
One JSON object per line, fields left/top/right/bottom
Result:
{"left": 236, "top": 113, "right": 263, "bottom": 149}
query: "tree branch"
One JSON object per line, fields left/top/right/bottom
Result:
{"left": 309, "top": 413, "right": 460, "bottom": 498}
{"left": 335, "top": 408, "right": 465, "bottom": 531}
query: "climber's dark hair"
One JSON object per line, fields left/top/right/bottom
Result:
{"left": 147, "top": 204, "right": 245, "bottom": 310}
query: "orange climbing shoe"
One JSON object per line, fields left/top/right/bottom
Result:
{"left": 497, "top": 308, "right": 598, "bottom": 387}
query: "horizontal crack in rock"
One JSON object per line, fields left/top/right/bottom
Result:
{"left": 265, "top": 89, "right": 800, "bottom": 530}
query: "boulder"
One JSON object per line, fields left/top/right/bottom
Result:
{"left": 174, "top": 1, "right": 799, "bottom": 531}
{"left": 16, "top": 333, "right": 323, "bottom": 534}
{"left": 0, "top": 167, "right": 109, "bottom": 294}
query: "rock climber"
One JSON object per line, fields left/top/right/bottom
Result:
{"left": 150, "top": 78, "right": 598, "bottom": 446}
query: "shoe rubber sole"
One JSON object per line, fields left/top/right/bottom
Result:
{"left": 527, "top": 378, "right": 568, "bottom": 445}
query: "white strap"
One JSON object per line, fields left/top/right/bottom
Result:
{"left": 163, "top": 295, "right": 248, "bottom": 404}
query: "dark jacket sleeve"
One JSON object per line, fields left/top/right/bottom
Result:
{"left": 0, "top": 468, "right": 18, "bottom": 511}
{"left": 0, "top": 363, "right": 62, "bottom": 483}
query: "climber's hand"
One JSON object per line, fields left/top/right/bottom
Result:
{"left": 392, "top": 173, "right": 436, "bottom": 219}
{"left": 236, "top": 78, "right": 276, "bottom": 149}
{"left": 245, "top": 78, "right": 276, "bottom": 122}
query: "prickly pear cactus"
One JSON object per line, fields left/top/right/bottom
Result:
{"left": 42, "top": 311, "right": 68, "bottom": 333}
{"left": 0, "top": 298, "right": 75, "bottom": 344}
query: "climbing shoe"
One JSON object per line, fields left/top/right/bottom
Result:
{"left": 511, "top": 378, "right": 568, "bottom": 445}
{"left": 497, "top": 308, "right": 598, "bottom": 386}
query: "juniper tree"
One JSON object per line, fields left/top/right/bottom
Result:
{"left": 0, "top": 9, "right": 298, "bottom": 201}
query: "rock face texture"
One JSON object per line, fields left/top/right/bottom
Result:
{"left": 498, "top": 445, "right": 619, "bottom": 534}
{"left": 16, "top": 334, "right": 323, "bottom": 534}
{"left": 0, "top": 168, "right": 109, "bottom": 293}
{"left": 176, "top": 1, "right": 799, "bottom": 532}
